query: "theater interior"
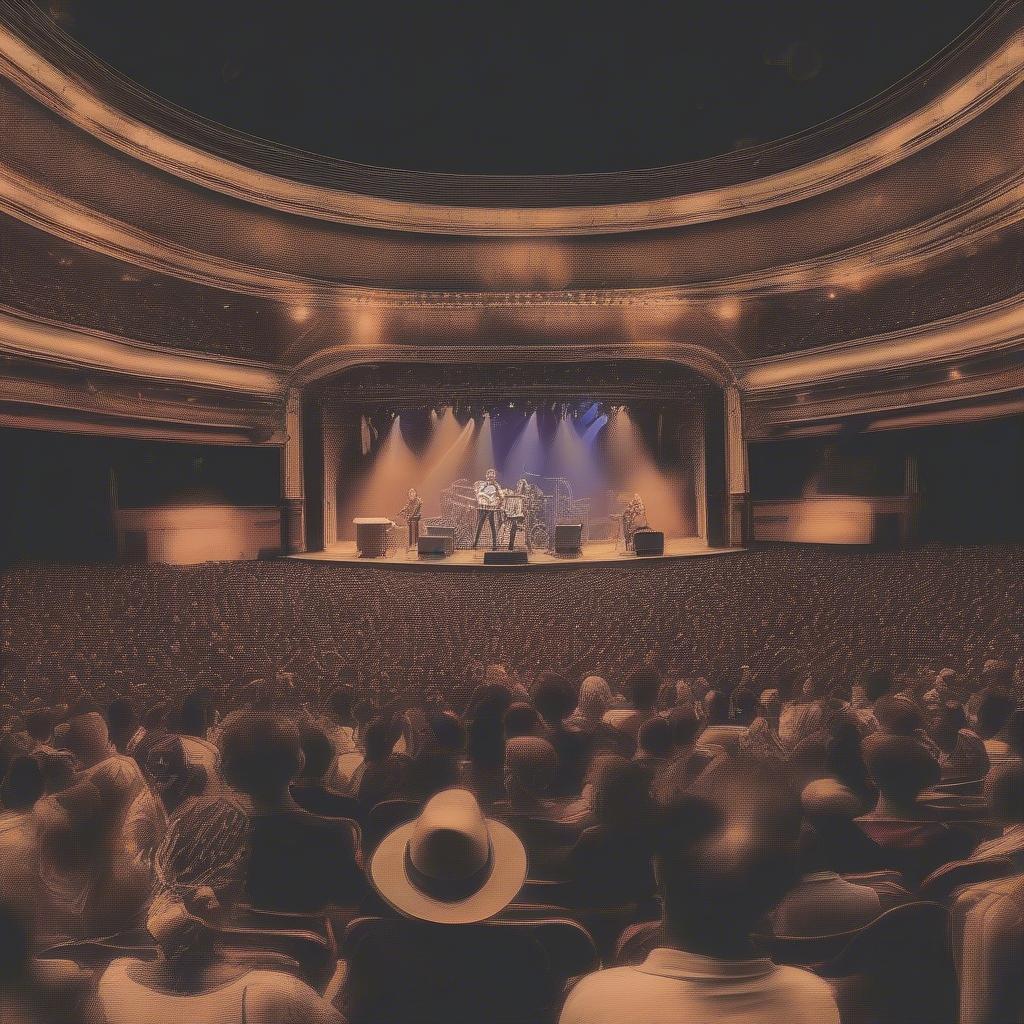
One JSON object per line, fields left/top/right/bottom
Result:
{"left": 0, "top": 2, "right": 1023, "bottom": 1023}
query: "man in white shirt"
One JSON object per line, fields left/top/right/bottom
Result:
{"left": 561, "top": 767, "right": 840, "bottom": 1024}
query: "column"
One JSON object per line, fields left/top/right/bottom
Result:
{"left": 282, "top": 387, "right": 306, "bottom": 554}
{"left": 724, "top": 384, "right": 750, "bottom": 547}
{"left": 322, "top": 401, "right": 341, "bottom": 549}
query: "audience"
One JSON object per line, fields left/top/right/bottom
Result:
{"left": 0, "top": 546, "right": 1021, "bottom": 1021}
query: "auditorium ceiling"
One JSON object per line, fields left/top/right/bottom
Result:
{"left": 0, "top": 0, "right": 1021, "bottom": 441}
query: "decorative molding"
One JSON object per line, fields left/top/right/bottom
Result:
{"left": 0, "top": 306, "right": 287, "bottom": 396}
{"left": 291, "top": 341, "right": 737, "bottom": 390}
{"left": 739, "top": 296, "right": 1024, "bottom": 392}
{"left": 0, "top": 9, "right": 1021, "bottom": 235}
{"left": 1, "top": 156, "right": 1020, "bottom": 303}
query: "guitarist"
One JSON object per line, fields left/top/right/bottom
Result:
{"left": 472, "top": 468, "right": 503, "bottom": 550}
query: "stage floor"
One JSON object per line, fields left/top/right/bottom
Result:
{"left": 291, "top": 537, "right": 739, "bottom": 569}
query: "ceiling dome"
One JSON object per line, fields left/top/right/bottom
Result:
{"left": 43, "top": 0, "right": 991, "bottom": 175}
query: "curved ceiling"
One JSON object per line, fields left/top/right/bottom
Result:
{"left": 41, "top": 0, "right": 992, "bottom": 176}
{"left": 0, "top": 0, "right": 1021, "bottom": 444}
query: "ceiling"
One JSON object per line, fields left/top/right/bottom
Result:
{"left": 38, "top": 0, "right": 992, "bottom": 175}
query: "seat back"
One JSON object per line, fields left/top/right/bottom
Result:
{"left": 362, "top": 799, "right": 420, "bottom": 854}
{"left": 341, "top": 915, "right": 597, "bottom": 1024}
{"left": 918, "top": 857, "right": 1016, "bottom": 904}
{"left": 613, "top": 919, "right": 662, "bottom": 965}
{"left": 218, "top": 921, "right": 336, "bottom": 990}
{"left": 819, "top": 901, "right": 956, "bottom": 1024}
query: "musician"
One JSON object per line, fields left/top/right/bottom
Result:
{"left": 398, "top": 487, "right": 423, "bottom": 548}
{"left": 622, "top": 492, "right": 647, "bottom": 551}
{"left": 472, "top": 468, "right": 503, "bottom": 550}
{"left": 504, "top": 479, "right": 529, "bottom": 551}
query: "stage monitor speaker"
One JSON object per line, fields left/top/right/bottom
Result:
{"left": 483, "top": 551, "right": 528, "bottom": 565}
{"left": 417, "top": 535, "right": 451, "bottom": 558}
{"left": 632, "top": 530, "right": 665, "bottom": 556}
{"left": 554, "top": 523, "right": 583, "bottom": 555}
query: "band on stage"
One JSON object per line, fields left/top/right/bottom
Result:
{"left": 392, "top": 467, "right": 649, "bottom": 555}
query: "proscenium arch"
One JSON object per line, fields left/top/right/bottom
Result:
{"left": 289, "top": 342, "right": 738, "bottom": 392}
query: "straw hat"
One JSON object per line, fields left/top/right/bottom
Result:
{"left": 369, "top": 788, "right": 526, "bottom": 924}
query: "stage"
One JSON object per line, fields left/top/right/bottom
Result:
{"left": 290, "top": 537, "right": 740, "bottom": 570}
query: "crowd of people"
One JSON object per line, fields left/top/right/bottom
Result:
{"left": 1, "top": 544, "right": 1021, "bottom": 718}
{"left": 0, "top": 642, "right": 1019, "bottom": 1018}
{"left": 0, "top": 546, "right": 1021, "bottom": 1021}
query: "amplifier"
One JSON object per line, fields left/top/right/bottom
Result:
{"left": 554, "top": 523, "right": 583, "bottom": 555}
{"left": 417, "top": 535, "right": 452, "bottom": 558}
{"left": 425, "top": 525, "right": 456, "bottom": 541}
{"left": 632, "top": 530, "right": 665, "bottom": 556}
{"left": 483, "top": 550, "right": 528, "bottom": 565}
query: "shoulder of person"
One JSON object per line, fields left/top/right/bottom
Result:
{"left": 770, "top": 964, "right": 840, "bottom": 1020}
{"left": 559, "top": 966, "right": 641, "bottom": 1023}
{"left": 246, "top": 970, "right": 343, "bottom": 1022}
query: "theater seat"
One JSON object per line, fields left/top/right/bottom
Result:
{"left": 613, "top": 919, "right": 663, "bottom": 965}
{"left": 817, "top": 901, "right": 956, "bottom": 1024}
{"left": 918, "top": 857, "right": 1017, "bottom": 904}
{"left": 218, "top": 921, "right": 337, "bottom": 990}
{"left": 340, "top": 914, "right": 597, "bottom": 1024}
{"left": 362, "top": 799, "right": 420, "bottom": 855}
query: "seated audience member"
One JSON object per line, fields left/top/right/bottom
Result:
{"left": 603, "top": 667, "right": 662, "bottom": 741}
{"left": 633, "top": 716, "right": 673, "bottom": 778}
{"left": 951, "top": 872, "right": 1024, "bottom": 1024}
{"left": 348, "top": 789, "right": 530, "bottom": 1022}
{"left": 697, "top": 689, "right": 747, "bottom": 754}
{"left": 739, "top": 688, "right": 788, "bottom": 762}
{"left": 322, "top": 683, "right": 359, "bottom": 755}
{"left": 405, "top": 749, "right": 461, "bottom": 801}
{"left": 503, "top": 702, "right": 545, "bottom": 740}
{"left": 290, "top": 721, "right": 356, "bottom": 817}
{"left": 106, "top": 697, "right": 138, "bottom": 755}
{"left": 565, "top": 676, "right": 635, "bottom": 760}
{"left": 857, "top": 734, "right": 975, "bottom": 884}
{"left": 496, "top": 736, "right": 586, "bottom": 875}
{"left": 560, "top": 770, "right": 840, "bottom": 1024}
{"left": 771, "top": 825, "right": 882, "bottom": 937}
{"left": 356, "top": 717, "right": 410, "bottom": 812}
{"left": 465, "top": 689, "right": 513, "bottom": 805}
{"left": 219, "top": 711, "right": 365, "bottom": 911}
{"left": 922, "top": 667, "right": 962, "bottom": 715}
{"left": 849, "top": 668, "right": 893, "bottom": 733}
{"left": 0, "top": 899, "right": 98, "bottom": 1024}
{"left": 932, "top": 702, "right": 990, "bottom": 783}
{"left": 568, "top": 757, "right": 657, "bottom": 905}
{"left": 0, "top": 758, "right": 48, "bottom": 942}
{"left": 778, "top": 673, "right": 827, "bottom": 750}
{"left": 970, "top": 763, "right": 1024, "bottom": 867}
{"left": 126, "top": 702, "right": 171, "bottom": 768}
{"left": 975, "top": 689, "right": 1017, "bottom": 766}
{"left": 801, "top": 713, "right": 877, "bottom": 819}
{"left": 35, "top": 777, "right": 152, "bottom": 940}
{"left": 96, "top": 864, "right": 339, "bottom": 1024}
{"left": 176, "top": 690, "right": 221, "bottom": 777}
{"left": 533, "top": 673, "right": 588, "bottom": 795}
{"left": 654, "top": 708, "right": 723, "bottom": 801}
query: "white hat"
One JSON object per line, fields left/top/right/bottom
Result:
{"left": 369, "top": 789, "right": 527, "bottom": 925}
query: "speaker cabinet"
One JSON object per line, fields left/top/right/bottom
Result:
{"left": 632, "top": 530, "right": 665, "bottom": 556}
{"left": 417, "top": 535, "right": 452, "bottom": 558}
{"left": 483, "top": 550, "right": 528, "bottom": 565}
{"left": 554, "top": 523, "right": 583, "bottom": 555}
